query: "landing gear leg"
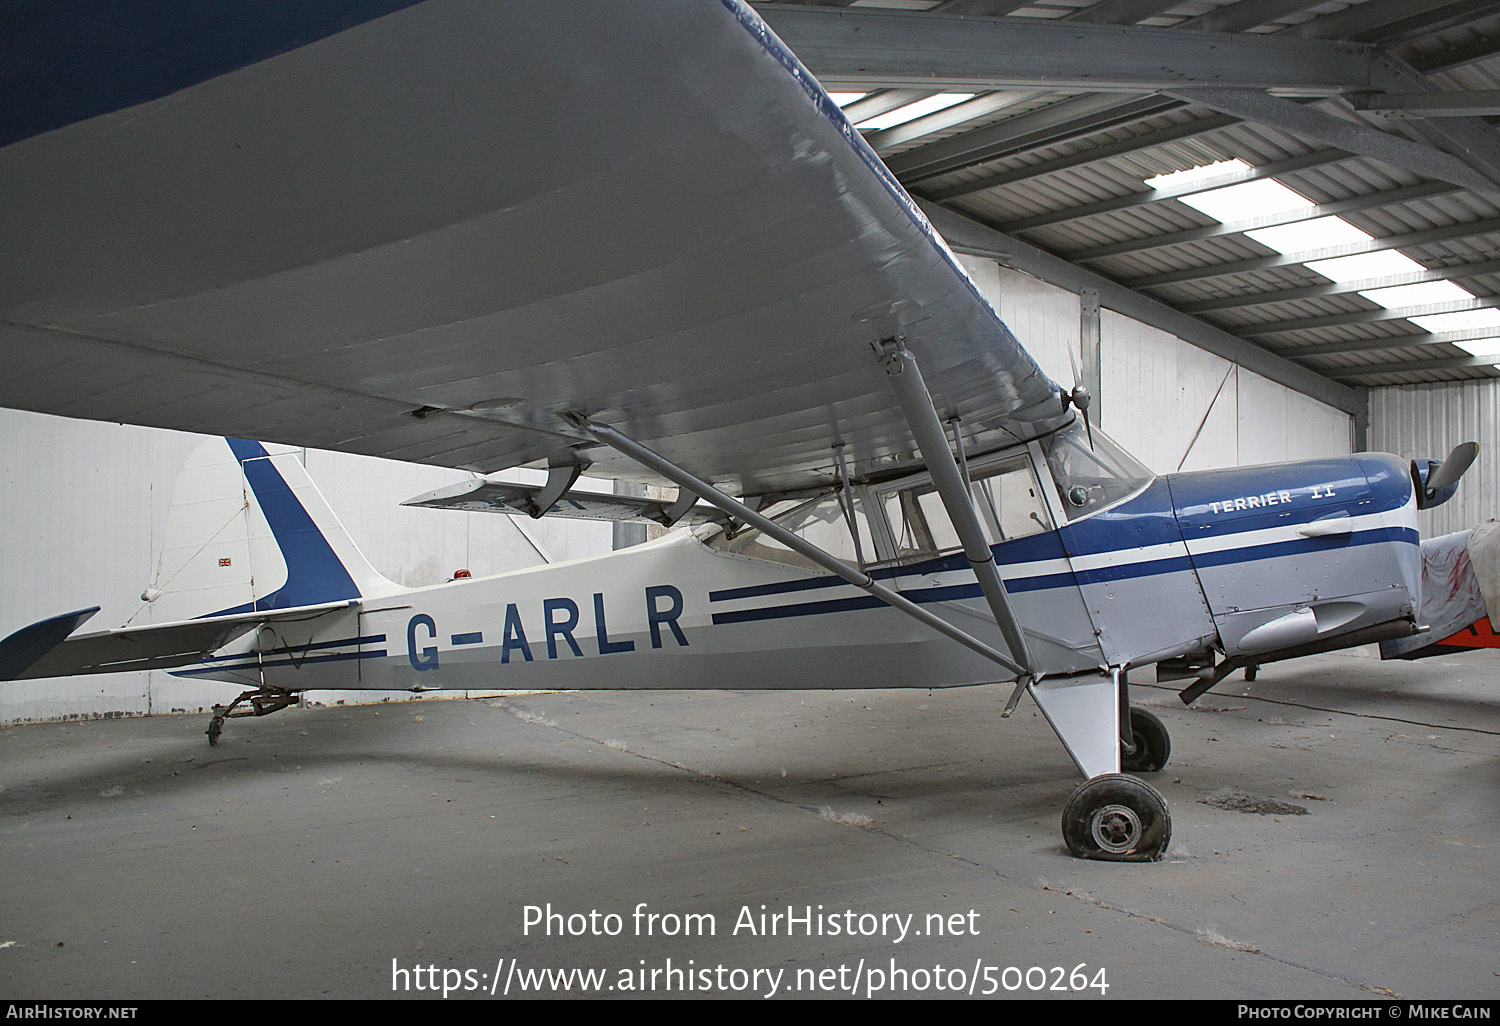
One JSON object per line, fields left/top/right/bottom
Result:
{"left": 1031, "top": 667, "right": 1174, "bottom": 861}
{"left": 206, "top": 686, "right": 298, "bottom": 745}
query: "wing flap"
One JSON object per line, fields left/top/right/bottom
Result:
{"left": 402, "top": 479, "right": 730, "bottom": 528}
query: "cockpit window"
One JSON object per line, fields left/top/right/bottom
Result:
{"left": 1039, "top": 421, "right": 1153, "bottom": 519}
{"left": 706, "top": 491, "right": 875, "bottom": 570}
{"left": 877, "top": 455, "right": 1051, "bottom": 561}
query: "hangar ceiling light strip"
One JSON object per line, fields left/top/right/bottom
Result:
{"left": 1144, "top": 161, "right": 1500, "bottom": 367}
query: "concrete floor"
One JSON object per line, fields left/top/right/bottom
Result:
{"left": 1, "top": 649, "right": 1496, "bottom": 1000}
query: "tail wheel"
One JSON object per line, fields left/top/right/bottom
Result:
{"left": 1061, "top": 774, "right": 1171, "bottom": 862}
{"left": 1120, "top": 706, "right": 1170, "bottom": 772}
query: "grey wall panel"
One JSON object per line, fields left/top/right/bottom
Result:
{"left": 1369, "top": 380, "right": 1500, "bottom": 538}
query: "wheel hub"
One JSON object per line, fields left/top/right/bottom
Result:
{"left": 1090, "top": 803, "right": 1142, "bottom": 853}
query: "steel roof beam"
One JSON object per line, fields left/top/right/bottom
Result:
{"left": 919, "top": 200, "right": 1361, "bottom": 414}
{"left": 1289, "top": 326, "right": 1500, "bottom": 358}
{"left": 1231, "top": 295, "right": 1500, "bottom": 337}
{"left": 1180, "top": 0, "right": 1327, "bottom": 34}
{"left": 1067, "top": 181, "right": 1458, "bottom": 261}
{"left": 1295, "top": 0, "right": 1500, "bottom": 44}
{"left": 998, "top": 148, "right": 1348, "bottom": 232}
{"left": 1165, "top": 87, "right": 1500, "bottom": 194}
{"left": 1364, "top": 56, "right": 1500, "bottom": 195}
{"left": 1182, "top": 257, "right": 1500, "bottom": 313}
{"left": 1063, "top": 0, "right": 1188, "bottom": 24}
{"left": 921, "top": 107, "right": 1221, "bottom": 198}
{"left": 1324, "top": 354, "right": 1499, "bottom": 377}
{"left": 1359, "top": 87, "right": 1500, "bottom": 115}
{"left": 755, "top": 5, "right": 1381, "bottom": 94}
{"left": 1410, "top": 34, "right": 1500, "bottom": 74}
{"left": 887, "top": 94, "right": 1178, "bottom": 184}
{"left": 1127, "top": 215, "right": 1500, "bottom": 288}
{"left": 928, "top": 0, "right": 1033, "bottom": 14}
{"left": 863, "top": 90, "right": 1039, "bottom": 151}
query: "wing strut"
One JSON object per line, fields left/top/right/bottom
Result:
{"left": 879, "top": 340, "right": 1038, "bottom": 679}
{"left": 572, "top": 416, "right": 1028, "bottom": 679}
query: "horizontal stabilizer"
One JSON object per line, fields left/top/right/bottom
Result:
{"left": 402, "top": 480, "right": 731, "bottom": 529}
{"left": 0, "top": 606, "right": 100, "bottom": 681}
{"left": 0, "top": 599, "right": 358, "bottom": 682}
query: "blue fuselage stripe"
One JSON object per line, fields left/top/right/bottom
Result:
{"left": 710, "top": 526, "right": 1416, "bottom": 625}
{"left": 196, "top": 633, "right": 385, "bottom": 662}
{"left": 1188, "top": 526, "right": 1418, "bottom": 569}
{"left": 710, "top": 583, "right": 983, "bottom": 625}
{"left": 173, "top": 648, "right": 388, "bottom": 676}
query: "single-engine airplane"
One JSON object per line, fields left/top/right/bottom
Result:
{"left": 0, "top": 1, "right": 1480, "bottom": 860}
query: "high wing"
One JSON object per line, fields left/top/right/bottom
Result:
{"left": 0, "top": 1, "right": 1066, "bottom": 498}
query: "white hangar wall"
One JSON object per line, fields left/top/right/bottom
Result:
{"left": 1369, "top": 379, "right": 1500, "bottom": 538}
{"left": 0, "top": 410, "right": 612, "bottom": 723}
{"left": 960, "top": 258, "right": 1354, "bottom": 472}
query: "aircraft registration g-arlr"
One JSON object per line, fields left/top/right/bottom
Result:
{"left": 0, "top": 2, "right": 1483, "bottom": 861}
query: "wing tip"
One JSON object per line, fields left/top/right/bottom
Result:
{"left": 0, "top": 606, "right": 100, "bottom": 681}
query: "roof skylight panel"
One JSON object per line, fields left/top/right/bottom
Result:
{"left": 1244, "top": 216, "right": 1372, "bottom": 253}
{"left": 854, "top": 93, "right": 976, "bottom": 130}
{"left": 1305, "top": 252, "right": 1425, "bottom": 282}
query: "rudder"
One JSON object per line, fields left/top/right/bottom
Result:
{"left": 142, "top": 438, "right": 393, "bottom": 623}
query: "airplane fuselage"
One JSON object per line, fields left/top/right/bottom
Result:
{"left": 174, "top": 446, "right": 1420, "bottom": 698}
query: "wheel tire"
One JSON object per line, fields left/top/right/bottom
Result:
{"left": 1061, "top": 774, "right": 1171, "bottom": 862}
{"left": 1120, "top": 706, "right": 1170, "bottom": 773}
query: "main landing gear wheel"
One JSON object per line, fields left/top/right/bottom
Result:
{"left": 1120, "top": 706, "right": 1170, "bottom": 773}
{"left": 1061, "top": 774, "right": 1171, "bottom": 862}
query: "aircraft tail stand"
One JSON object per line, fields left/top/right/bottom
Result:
{"left": 206, "top": 685, "right": 298, "bottom": 745}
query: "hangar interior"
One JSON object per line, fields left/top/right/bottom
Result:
{"left": 3, "top": 0, "right": 1500, "bottom": 723}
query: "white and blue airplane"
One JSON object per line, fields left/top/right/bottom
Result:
{"left": 0, "top": 2, "right": 1479, "bottom": 860}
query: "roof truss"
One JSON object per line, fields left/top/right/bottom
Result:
{"left": 754, "top": 0, "right": 1500, "bottom": 389}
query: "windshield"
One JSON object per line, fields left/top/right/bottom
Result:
{"left": 1039, "top": 421, "right": 1153, "bottom": 519}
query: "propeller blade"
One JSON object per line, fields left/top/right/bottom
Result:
{"left": 1425, "top": 441, "right": 1478, "bottom": 494}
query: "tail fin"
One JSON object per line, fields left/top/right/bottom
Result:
{"left": 143, "top": 438, "right": 393, "bottom": 623}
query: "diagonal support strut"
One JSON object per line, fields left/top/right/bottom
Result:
{"left": 878, "top": 339, "right": 1037, "bottom": 678}
{"left": 572, "top": 415, "right": 1028, "bottom": 679}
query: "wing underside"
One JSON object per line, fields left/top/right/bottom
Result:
{"left": 0, "top": 1, "right": 1065, "bottom": 497}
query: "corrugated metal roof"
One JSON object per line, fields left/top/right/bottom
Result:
{"left": 759, "top": 0, "right": 1500, "bottom": 389}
